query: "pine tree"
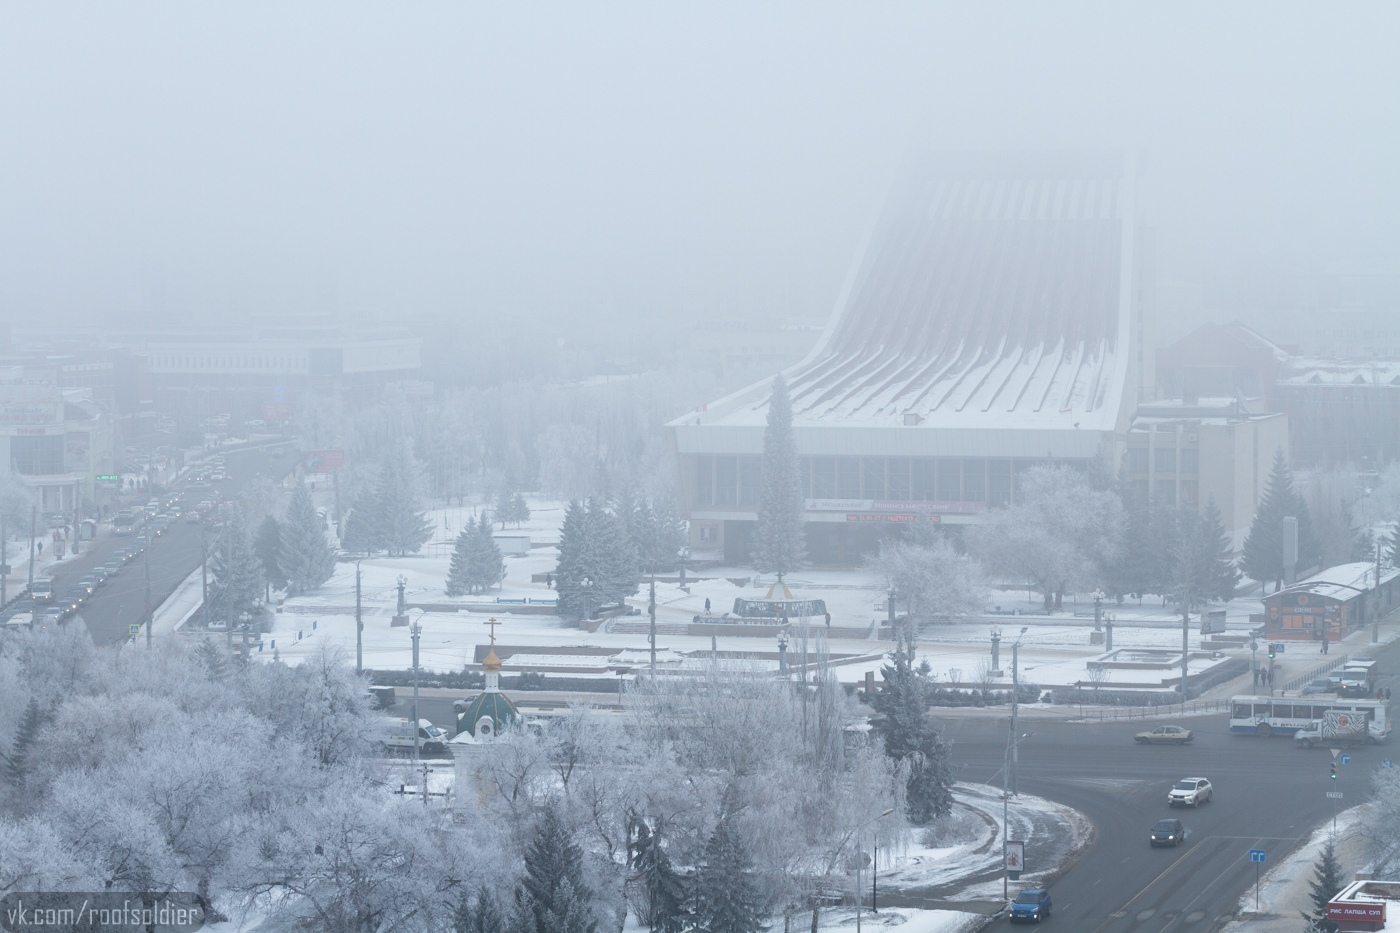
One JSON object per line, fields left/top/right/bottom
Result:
{"left": 446, "top": 526, "right": 474, "bottom": 598}
{"left": 631, "top": 820, "right": 688, "bottom": 933}
{"left": 1303, "top": 839, "right": 1342, "bottom": 933}
{"left": 3, "top": 697, "right": 42, "bottom": 788}
{"left": 254, "top": 515, "right": 287, "bottom": 592}
{"left": 870, "top": 640, "right": 952, "bottom": 823}
{"left": 691, "top": 818, "right": 768, "bottom": 933}
{"left": 751, "top": 374, "right": 806, "bottom": 581}
{"left": 1202, "top": 498, "right": 1241, "bottom": 601}
{"left": 208, "top": 510, "right": 265, "bottom": 628}
{"left": 1389, "top": 521, "right": 1400, "bottom": 568}
{"left": 375, "top": 453, "right": 435, "bottom": 557}
{"left": 193, "top": 637, "right": 229, "bottom": 682}
{"left": 279, "top": 484, "right": 338, "bottom": 596}
{"left": 1242, "top": 449, "right": 1317, "bottom": 592}
{"left": 516, "top": 807, "right": 597, "bottom": 933}
{"left": 507, "top": 492, "right": 531, "bottom": 528}
{"left": 555, "top": 499, "right": 639, "bottom": 620}
{"left": 469, "top": 513, "right": 505, "bottom": 594}
{"left": 493, "top": 485, "right": 513, "bottom": 530}
{"left": 340, "top": 496, "right": 380, "bottom": 555}
{"left": 453, "top": 887, "right": 504, "bottom": 933}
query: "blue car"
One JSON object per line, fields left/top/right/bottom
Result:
{"left": 1009, "top": 887, "right": 1052, "bottom": 923}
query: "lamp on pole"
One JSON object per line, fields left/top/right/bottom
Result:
{"left": 1092, "top": 588, "right": 1105, "bottom": 633}
{"left": 1003, "top": 731, "right": 1035, "bottom": 901}
{"left": 410, "top": 618, "right": 422, "bottom": 768}
{"left": 677, "top": 547, "right": 690, "bottom": 589}
{"left": 777, "top": 630, "right": 789, "bottom": 676}
{"left": 580, "top": 576, "right": 594, "bottom": 623}
{"left": 355, "top": 559, "right": 364, "bottom": 674}
{"left": 854, "top": 808, "right": 895, "bottom": 933}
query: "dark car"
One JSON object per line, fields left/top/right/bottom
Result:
{"left": 1150, "top": 818, "right": 1185, "bottom": 847}
{"left": 1009, "top": 888, "right": 1052, "bottom": 923}
{"left": 1301, "top": 679, "right": 1335, "bottom": 696}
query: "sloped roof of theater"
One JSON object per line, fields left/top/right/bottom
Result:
{"left": 682, "top": 151, "right": 1135, "bottom": 433}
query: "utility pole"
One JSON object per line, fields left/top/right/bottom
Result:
{"left": 648, "top": 575, "right": 657, "bottom": 677}
{"left": 1, "top": 511, "right": 7, "bottom": 606}
{"left": 144, "top": 535, "right": 153, "bottom": 648}
{"left": 71, "top": 479, "right": 81, "bottom": 556}
{"left": 1181, "top": 606, "right": 1190, "bottom": 707}
{"left": 200, "top": 522, "right": 208, "bottom": 626}
{"left": 27, "top": 505, "right": 36, "bottom": 592}
{"left": 355, "top": 560, "right": 364, "bottom": 674}
{"left": 1376, "top": 539, "right": 1384, "bottom": 644}
{"left": 224, "top": 530, "right": 233, "bottom": 653}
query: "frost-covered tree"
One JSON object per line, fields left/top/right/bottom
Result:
{"left": 1241, "top": 449, "right": 1320, "bottom": 592}
{"left": 445, "top": 526, "right": 475, "bottom": 598}
{"left": 969, "top": 464, "right": 1125, "bottom": 610}
{"left": 2, "top": 697, "right": 42, "bottom": 790}
{"left": 629, "top": 818, "right": 688, "bottom": 933}
{"left": 207, "top": 511, "right": 265, "bottom": 628}
{"left": 691, "top": 817, "right": 767, "bottom": 933}
{"left": 751, "top": 375, "right": 806, "bottom": 581}
{"left": 279, "top": 484, "right": 337, "bottom": 595}
{"left": 254, "top": 515, "right": 287, "bottom": 593}
{"left": 447, "top": 514, "right": 504, "bottom": 597}
{"left": 866, "top": 537, "right": 986, "bottom": 628}
{"left": 1168, "top": 505, "right": 1238, "bottom": 613}
{"left": 374, "top": 452, "right": 435, "bottom": 557}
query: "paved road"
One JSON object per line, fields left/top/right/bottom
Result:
{"left": 51, "top": 442, "right": 294, "bottom": 647}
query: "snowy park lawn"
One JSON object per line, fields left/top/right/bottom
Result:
{"left": 255, "top": 497, "right": 1262, "bottom": 690}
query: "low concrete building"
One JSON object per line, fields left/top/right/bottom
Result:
{"left": 1262, "top": 561, "right": 1400, "bottom": 643}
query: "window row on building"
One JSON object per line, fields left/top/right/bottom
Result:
{"left": 1122, "top": 446, "right": 1200, "bottom": 473}
{"left": 690, "top": 455, "right": 1089, "bottom": 509}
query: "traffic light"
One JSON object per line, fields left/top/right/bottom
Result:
{"left": 1269, "top": 644, "right": 1276, "bottom": 660}
{"left": 1331, "top": 762, "right": 1338, "bottom": 780}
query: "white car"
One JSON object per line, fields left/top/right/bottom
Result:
{"left": 1168, "top": 777, "right": 1213, "bottom": 808}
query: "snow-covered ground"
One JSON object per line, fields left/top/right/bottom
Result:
{"left": 251, "top": 497, "right": 1256, "bottom": 695}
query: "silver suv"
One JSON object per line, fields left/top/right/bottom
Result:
{"left": 1168, "top": 777, "right": 1213, "bottom": 807}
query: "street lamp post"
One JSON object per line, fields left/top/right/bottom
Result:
{"left": 1010, "top": 626, "right": 1027, "bottom": 795}
{"left": 580, "top": 577, "right": 594, "bottom": 623}
{"left": 677, "top": 547, "right": 690, "bottom": 589}
{"left": 1092, "top": 588, "right": 1104, "bottom": 633}
{"left": 239, "top": 611, "right": 252, "bottom": 662}
{"left": 854, "top": 808, "right": 895, "bottom": 933}
{"left": 355, "top": 559, "right": 364, "bottom": 674}
{"left": 1003, "top": 731, "right": 1035, "bottom": 901}
{"left": 777, "top": 631, "right": 789, "bottom": 675}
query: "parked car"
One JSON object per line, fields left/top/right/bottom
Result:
{"left": 1301, "top": 679, "right": 1336, "bottom": 696}
{"left": 1135, "top": 725, "right": 1194, "bottom": 745}
{"left": 1168, "top": 777, "right": 1213, "bottom": 807}
{"left": 1008, "top": 888, "right": 1052, "bottom": 923}
{"left": 1150, "top": 818, "right": 1185, "bottom": 847}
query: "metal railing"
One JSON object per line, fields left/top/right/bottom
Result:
{"left": 1077, "top": 699, "right": 1233, "bottom": 722}
{"left": 1281, "top": 654, "right": 1349, "bottom": 694}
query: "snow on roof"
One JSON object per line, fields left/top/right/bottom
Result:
{"left": 685, "top": 152, "right": 1135, "bottom": 434}
{"left": 1279, "top": 357, "right": 1400, "bottom": 387}
{"left": 1276, "top": 562, "right": 1400, "bottom": 602}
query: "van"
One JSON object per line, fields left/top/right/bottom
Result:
{"left": 29, "top": 579, "right": 53, "bottom": 603}
{"left": 378, "top": 717, "right": 448, "bottom": 756}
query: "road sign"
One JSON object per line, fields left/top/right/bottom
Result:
{"left": 1384, "top": 758, "right": 1394, "bottom": 769}
{"left": 128, "top": 623, "right": 140, "bottom": 636}
{"left": 1341, "top": 753, "right": 1352, "bottom": 765}
{"left": 1250, "top": 849, "right": 1266, "bottom": 863}
{"left": 1331, "top": 748, "right": 1342, "bottom": 760}
{"left": 1327, "top": 791, "right": 1344, "bottom": 799}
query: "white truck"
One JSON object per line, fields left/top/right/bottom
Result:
{"left": 1294, "top": 709, "right": 1385, "bottom": 748}
{"left": 378, "top": 717, "right": 449, "bottom": 756}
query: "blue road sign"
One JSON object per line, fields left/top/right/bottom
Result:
{"left": 1250, "top": 849, "right": 1266, "bottom": 863}
{"left": 1341, "top": 753, "right": 1352, "bottom": 765}
{"left": 1384, "top": 759, "right": 1394, "bottom": 769}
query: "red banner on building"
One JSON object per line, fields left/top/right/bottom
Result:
{"left": 304, "top": 449, "right": 345, "bottom": 472}
{"left": 1329, "top": 900, "right": 1385, "bottom": 921}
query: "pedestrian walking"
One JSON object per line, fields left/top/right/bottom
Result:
{"left": 824, "top": 611, "right": 831, "bottom": 628}
{"left": 1322, "top": 636, "right": 1329, "bottom": 655}
{"left": 704, "top": 597, "right": 711, "bottom": 614}
{"left": 545, "top": 573, "right": 553, "bottom": 589}
{"left": 1386, "top": 687, "right": 1392, "bottom": 701}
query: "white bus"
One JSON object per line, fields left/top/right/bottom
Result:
{"left": 1230, "top": 694, "right": 1390, "bottom": 740}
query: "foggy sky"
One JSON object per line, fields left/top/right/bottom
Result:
{"left": 1, "top": 3, "right": 1397, "bottom": 337}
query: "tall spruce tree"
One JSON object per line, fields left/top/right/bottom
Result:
{"left": 1201, "top": 498, "right": 1241, "bottom": 601}
{"left": 515, "top": 807, "right": 598, "bottom": 933}
{"left": 452, "top": 887, "right": 504, "bottom": 933}
{"left": 254, "top": 515, "right": 287, "bottom": 593}
{"left": 1241, "top": 449, "right": 1320, "bottom": 592}
{"left": 870, "top": 640, "right": 953, "bottom": 823}
{"left": 555, "top": 500, "right": 591, "bottom": 619}
{"left": 279, "top": 484, "right": 337, "bottom": 595}
{"left": 445, "top": 526, "right": 475, "bottom": 598}
{"left": 374, "top": 453, "right": 435, "bottom": 556}
{"left": 3, "top": 697, "right": 42, "bottom": 788}
{"left": 507, "top": 492, "right": 531, "bottom": 528}
{"left": 207, "top": 510, "right": 265, "bottom": 628}
{"left": 1303, "top": 839, "right": 1342, "bottom": 933}
{"left": 471, "top": 513, "right": 505, "bottom": 594}
{"left": 751, "top": 374, "right": 806, "bottom": 581}
{"left": 691, "top": 818, "right": 767, "bottom": 933}
{"left": 555, "top": 499, "right": 638, "bottom": 620}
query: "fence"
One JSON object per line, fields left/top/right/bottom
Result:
{"left": 1077, "top": 698, "right": 1233, "bottom": 722}
{"left": 1281, "top": 654, "right": 1350, "bottom": 694}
